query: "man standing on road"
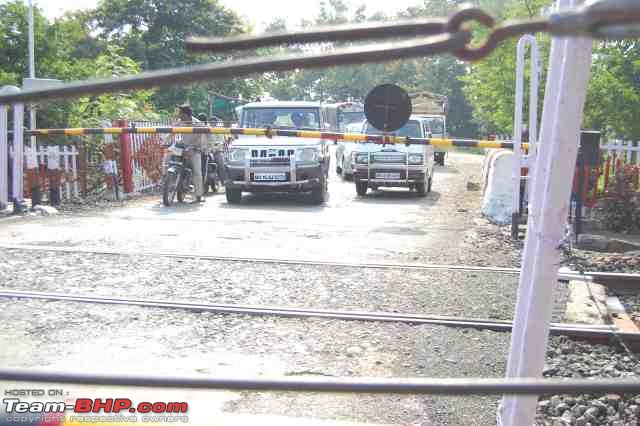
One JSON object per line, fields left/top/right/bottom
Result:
{"left": 177, "top": 104, "right": 206, "bottom": 203}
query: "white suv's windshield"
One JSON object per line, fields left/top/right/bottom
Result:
{"left": 364, "top": 120, "right": 422, "bottom": 138}
{"left": 242, "top": 108, "right": 321, "bottom": 130}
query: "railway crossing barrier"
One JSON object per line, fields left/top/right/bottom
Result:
{"left": 22, "top": 125, "right": 526, "bottom": 150}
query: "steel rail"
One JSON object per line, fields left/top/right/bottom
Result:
{"left": 0, "top": 243, "right": 525, "bottom": 274}
{"left": 2, "top": 244, "right": 639, "bottom": 285}
{"left": 1, "top": 368, "right": 640, "bottom": 395}
{"left": 0, "top": 289, "right": 635, "bottom": 344}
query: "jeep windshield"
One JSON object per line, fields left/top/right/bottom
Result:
{"left": 364, "top": 120, "right": 422, "bottom": 138}
{"left": 242, "top": 108, "right": 321, "bottom": 130}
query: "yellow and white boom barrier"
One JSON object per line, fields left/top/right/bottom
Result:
{"left": 25, "top": 126, "right": 527, "bottom": 150}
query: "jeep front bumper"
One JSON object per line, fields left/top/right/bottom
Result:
{"left": 226, "top": 162, "right": 323, "bottom": 192}
{"left": 354, "top": 163, "right": 426, "bottom": 186}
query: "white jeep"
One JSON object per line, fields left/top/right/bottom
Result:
{"left": 225, "top": 101, "right": 330, "bottom": 204}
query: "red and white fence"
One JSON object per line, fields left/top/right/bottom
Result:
{"left": 122, "top": 120, "right": 173, "bottom": 194}
{"left": 599, "top": 139, "right": 640, "bottom": 193}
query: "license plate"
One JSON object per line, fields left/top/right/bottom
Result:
{"left": 375, "top": 172, "right": 400, "bottom": 180}
{"left": 254, "top": 172, "right": 287, "bottom": 181}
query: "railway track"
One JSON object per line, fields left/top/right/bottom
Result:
{"left": 2, "top": 244, "right": 639, "bottom": 350}
{"left": 2, "top": 243, "right": 640, "bottom": 285}
{"left": 2, "top": 288, "right": 639, "bottom": 349}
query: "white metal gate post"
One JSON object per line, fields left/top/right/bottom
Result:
{"left": 0, "top": 103, "right": 7, "bottom": 209}
{"left": 511, "top": 35, "right": 540, "bottom": 239}
{"left": 12, "top": 102, "right": 24, "bottom": 205}
{"left": 0, "top": 86, "right": 22, "bottom": 210}
{"left": 498, "top": 0, "right": 592, "bottom": 424}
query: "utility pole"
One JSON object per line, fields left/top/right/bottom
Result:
{"left": 27, "top": 0, "right": 40, "bottom": 206}
{"left": 28, "top": 0, "right": 35, "bottom": 140}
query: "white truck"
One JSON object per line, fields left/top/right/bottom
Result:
{"left": 224, "top": 101, "right": 330, "bottom": 204}
{"left": 410, "top": 91, "right": 448, "bottom": 166}
{"left": 352, "top": 115, "right": 435, "bottom": 196}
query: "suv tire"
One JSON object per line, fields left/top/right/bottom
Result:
{"left": 225, "top": 186, "right": 242, "bottom": 204}
{"left": 356, "top": 181, "right": 368, "bottom": 196}
{"left": 311, "top": 174, "right": 328, "bottom": 205}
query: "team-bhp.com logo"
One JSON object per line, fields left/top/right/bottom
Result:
{"left": 3, "top": 398, "right": 188, "bottom": 414}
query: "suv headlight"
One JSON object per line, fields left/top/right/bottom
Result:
{"left": 350, "top": 151, "right": 357, "bottom": 166}
{"left": 355, "top": 153, "right": 369, "bottom": 164}
{"left": 296, "top": 148, "right": 319, "bottom": 163}
{"left": 228, "top": 148, "right": 248, "bottom": 163}
{"left": 408, "top": 154, "right": 424, "bottom": 165}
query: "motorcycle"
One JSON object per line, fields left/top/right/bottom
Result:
{"left": 162, "top": 143, "right": 199, "bottom": 206}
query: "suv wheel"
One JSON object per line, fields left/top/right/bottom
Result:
{"left": 356, "top": 181, "right": 368, "bottom": 196}
{"left": 225, "top": 186, "right": 242, "bottom": 204}
{"left": 311, "top": 174, "right": 328, "bottom": 205}
{"left": 416, "top": 181, "right": 427, "bottom": 197}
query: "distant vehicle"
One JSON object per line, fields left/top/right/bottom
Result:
{"left": 352, "top": 115, "right": 435, "bottom": 197}
{"left": 335, "top": 120, "right": 365, "bottom": 179}
{"left": 410, "top": 91, "right": 448, "bottom": 166}
{"left": 225, "top": 101, "right": 330, "bottom": 204}
{"left": 323, "top": 102, "right": 365, "bottom": 132}
{"left": 324, "top": 102, "right": 365, "bottom": 180}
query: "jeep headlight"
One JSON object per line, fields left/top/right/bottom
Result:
{"left": 408, "top": 154, "right": 424, "bottom": 165}
{"left": 228, "top": 148, "right": 248, "bottom": 163}
{"left": 355, "top": 153, "right": 369, "bottom": 164}
{"left": 296, "top": 148, "right": 319, "bottom": 163}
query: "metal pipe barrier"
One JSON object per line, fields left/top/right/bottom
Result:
{"left": 23, "top": 126, "right": 528, "bottom": 150}
{"left": 1, "top": 369, "right": 640, "bottom": 395}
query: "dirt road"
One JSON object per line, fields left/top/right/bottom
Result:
{"left": 0, "top": 151, "right": 522, "bottom": 425}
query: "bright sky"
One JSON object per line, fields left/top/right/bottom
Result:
{"left": 35, "top": 0, "right": 423, "bottom": 31}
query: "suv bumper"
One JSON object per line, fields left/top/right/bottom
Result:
{"left": 226, "top": 164, "right": 323, "bottom": 192}
{"left": 354, "top": 164, "right": 426, "bottom": 187}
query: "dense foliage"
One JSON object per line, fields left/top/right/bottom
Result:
{"left": 0, "top": 0, "right": 638, "bottom": 140}
{"left": 599, "top": 165, "right": 640, "bottom": 232}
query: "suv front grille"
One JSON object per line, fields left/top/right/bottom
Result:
{"left": 249, "top": 148, "right": 295, "bottom": 166}
{"left": 371, "top": 153, "right": 407, "bottom": 164}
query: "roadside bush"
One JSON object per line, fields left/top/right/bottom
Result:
{"left": 599, "top": 164, "right": 640, "bottom": 232}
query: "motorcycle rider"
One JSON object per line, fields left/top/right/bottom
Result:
{"left": 177, "top": 104, "right": 206, "bottom": 202}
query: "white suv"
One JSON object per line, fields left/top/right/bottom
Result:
{"left": 225, "top": 101, "right": 330, "bottom": 204}
{"left": 352, "top": 115, "right": 435, "bottom": 196}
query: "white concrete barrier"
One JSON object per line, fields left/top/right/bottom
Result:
{"left": 481, "top": 149, "right": 515, "bottom": 225}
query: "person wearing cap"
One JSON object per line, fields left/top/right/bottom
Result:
{"left": 177, "top": 104, "right": 207, "bottom": 202}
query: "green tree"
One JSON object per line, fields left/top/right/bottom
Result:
{"left": 262, "top": 0, "right": 479, "bottom": 137}
{"left": 91, "top": 0, "right": 258, "bottom": 113}
{"left": 0, "top": 2, "right": 104, "bottom": 127}
{"left": 68, "top": 46, "right": 159, "bottom": 127}
{"left": 460, "top": 0, "right": 552, "bottom": 135}
{"left": 584, "top": 41, "right": 640, "bottom": 139}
